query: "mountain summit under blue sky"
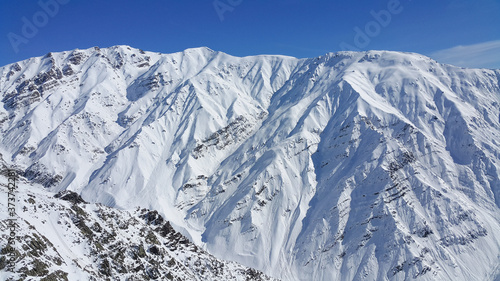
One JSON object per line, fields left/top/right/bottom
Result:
{"left": 1, "top": 45, "right": 500, "bottom": 280}
{"left": 1, "top": 0, "right": 499, "bottom": 69}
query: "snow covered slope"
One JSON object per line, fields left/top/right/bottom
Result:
{"left": 0, "top": 163, "right": 276, "bottom": 281}
{"left": 0, "top": 46, "right": 499, "bottom": 280}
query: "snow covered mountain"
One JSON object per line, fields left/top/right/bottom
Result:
{"left": 0, "top": 166, "right": 276, "bottom": 281}
{"left": 0, "top": 45, "right": 499, "bottom": 280}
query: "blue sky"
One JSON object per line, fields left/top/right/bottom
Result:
{"left": 1, "top": 0, "right": 499, "bottom": 68}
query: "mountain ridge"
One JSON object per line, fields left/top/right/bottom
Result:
{"left": 0, "top": 164, "right": 277, "bottom": 281}
{"left": 1, "top": 46, "right": 500, "bottom": 280}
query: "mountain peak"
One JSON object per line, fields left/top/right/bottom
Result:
{"left": 1, "top": 47, "right": 500, "bottom": 281}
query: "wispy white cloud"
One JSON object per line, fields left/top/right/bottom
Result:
{"left": 429, "top": 40, "right": 500, "bottom": 69}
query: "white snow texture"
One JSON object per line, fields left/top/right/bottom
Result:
{"left": 1, "top": 46, "right": 500, "bottom": 280}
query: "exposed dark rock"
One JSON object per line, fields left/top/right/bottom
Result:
{"left": 137, "top": 245, "right": 146, "bottom": 258}
{"left": 34, "top": 68, "right": 62, "bottom": 86}
{"left": 40, "top": 270, "right": 69, "bottom": 281}
{"left": 156, "top": 222, "right": 175, "bottom": 237}
{"left": 75, "top": 220, "right": 93, "bottom": 240}
{"left": 99, "top": 259, "right": 111, "bottom": 276}
{"left": 25, "top": 259, "right": 49, "bottom": 276}
{"left": 193, "top": 115, "right": 258, "bottom": 159}
{"left": 414, "top": 224, "right": 433, "bottom": 238}
{"left": 24, "top": 163, "right": 62, "bottom": 188}
{"left": 68, "top": 51, "right": 85, "bottom": 65}
{"left": 62, "top": 65, "right": 74, "bottom": 76}
{"left": 55, "top": 190, "right": 87, "bottom": 204}
{"left": 0, "top": 256, "right": 6, "bottom": 270}
{"left": 12, "top": 63, "right": 22, "bottom": 72}
{"left": 140, "top": 210, "right": 165, "bottom": 226}
{"left": 145, "top": 231, "right": 160, "bottom": 245}
{"left": 149, "top": 245, "right": 161, "bottom": 255}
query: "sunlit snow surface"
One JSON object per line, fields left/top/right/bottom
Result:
{"left": 0, "top": 174, "right": 277, "bottom": 280}
{"left": 1, "top": 46, "right": 500, "bottom": 280}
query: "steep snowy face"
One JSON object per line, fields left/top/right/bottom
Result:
{"left": 1, "top": 46, "right": 500, "bottom": 280}
{"left": 288, "top": 54, "right": 500, "bottom": 281}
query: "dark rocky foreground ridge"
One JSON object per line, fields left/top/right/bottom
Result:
{"left": 0, "top": 161, "right": 277, "bottom": 280}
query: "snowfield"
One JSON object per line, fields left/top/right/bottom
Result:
{"left": 1, "top": 46, "right": 500, "bottom": 280}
